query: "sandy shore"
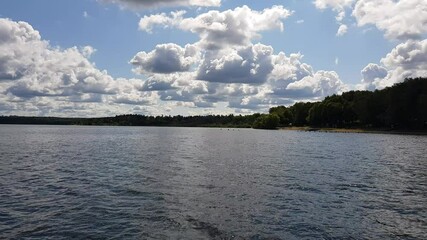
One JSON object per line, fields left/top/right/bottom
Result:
{"left": 279, "top": 127, "right": 427, "bottom": 135}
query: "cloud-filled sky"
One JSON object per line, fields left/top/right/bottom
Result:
{"left": 0, "top": 0, "right": 426, "bottom": 117}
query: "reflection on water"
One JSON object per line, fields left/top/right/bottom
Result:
{"left": 0, "top": 125, "right": 426, "bottom": 239}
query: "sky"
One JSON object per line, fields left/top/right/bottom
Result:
{"left": 0, "top": 0, "right": 426, "bottom": 117}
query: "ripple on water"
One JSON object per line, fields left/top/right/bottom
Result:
{"left": 0, "top": 126, "right": 426, "bottom": 239}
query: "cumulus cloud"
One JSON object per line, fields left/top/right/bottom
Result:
{"left": 128, "top": 71, "right": 212, "bottom": 108}
{"left": 354, "top": 0, "right": 427, "bottom": 40}
{"left": 100, "top": 0, "right": 221, "bottom": 9}
{"left": 315, "top": 0, "right": 427, "bottom": 40}
{"left": 314, "top": 0, "right": 355, "bottom": 10}
{"left": 353, "top": 0, "right": 427, "bottom": 40}
{"left": 0, "top": 18, "right": 157, "bottom": 116}
{"left": 139, "top": 11, "right": 186, "bottom": 33}
{"left": 81, "top": 46, "right": 96, "bottom": 58}
{"left": 0, "top": 19, "right": 117, "bottom": 97}
{"left": 228, "top": 95, "right": 269, "bottom": 110}
{"left": 264, "top": 52, "right": 348, "bottom": 104}
{"left": 268, "top": 52, "right": 314, "bottom": 95}
{"left": 379, "top": 39, "right": 427, "bottom": 87}
{"left": 110, "top": 78, "right": 159, "bottom": 106}
{"left": 158, "top": 80, "right": 209, "bottom": 103}
{"left": 138, "top": 5, "right": 292, "bottom": 49}
{"left": 285, "top": 71, "right": 346, "bottom": 99}
{"left": 314, "top": 0, "right": 354, "bottom": 35}
{"left": 382, "top": 39, "right": 427, "bottom": 69}
{"left": 196, "top": 44, "right": 274, "bottom": 84}
{"left": 0, "top": 19, "right": 42, "bottom": 81}
{"left": 130, "top": 5, "right": 330, "bottom": 111}
{"left": 181, "top": 5, "right": 292, "bottom": 49}
{"left": 336, "top": 24, "right": 348, "bottom": 36}
{"left": 226, "top": 85, "right": 295, "bottom": 110}
{"left": 361, "top": 63, "right": 388, "bottom": 84}
{"left": 360, "top": 39, "right": 427, "bottom": 89}
{"left": 214, "top": 50, "right": 347, "bottom": 111}
{"left": 143, "top": 45, "right": 349, "bottom": 111}
{"left": 130, "top": 43, "right": 199, "bottom": 74}
{"left": 359, "top": 63, "right": 388, "bottom": 90}
{"left": 201, "top": 50, "right": 347, "bottom": 110}
{"left": 136, "top": 6, "right": 292, "bottom": 85}
{"left": 1, "top": 3, "right": 352, "bottom": 116}
{"left": 140, "top": 78, "right": 176, "bottom": 91}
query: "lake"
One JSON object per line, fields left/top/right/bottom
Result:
{"left": 0, "top": 125, "right": 426, "bottom": 239}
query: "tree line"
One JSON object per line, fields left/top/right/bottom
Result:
{"left": 0, "top": 114, "right": 260, "bottom": 128}
{"left": 0, "top": 77, "right": 426, "bottom": 130}
{"left": 269, "top": 77, "right": 427, "bottom": 130}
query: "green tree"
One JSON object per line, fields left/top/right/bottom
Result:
{"left": 252, "top": 114, "right": 280, "bottom": 129}
{"left": 307, "top": 102, "right": 324, "bottom": 126}
{"left": 269, "top": 106, "right": 293, "bottom": 126}
{"left": 290, "top": 102, "right": 314, "bottom": 126}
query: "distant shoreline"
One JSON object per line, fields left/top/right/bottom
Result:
{"left": 280, "top": 126, "right": 427, "bottom": 135}
{"left": 1, "top": 121, "right": 426, "bottom": 135}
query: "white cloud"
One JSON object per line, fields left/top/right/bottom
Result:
{"left": 100, "top": 0, "right": 221, "bottom": 9}
{"left": 315, "top": 0, "right": 427, "bottom": 40}
{"left": 196, "top": 44, "right": 274, "bottom": 84}
{"left": 360, "top": 39, "right": 427, "bottom": 89}
{"left": 1, "top": 3, "right": 353, "bottom": 116}
{"left": 81, "top": 46, "right": 96, "bottom": 58}
{"left": 0, "top": 22, "right": 116, "bottom": 97}
{"left": 314, "top": 1, "right": 354, "bottom": 38}
{"left": 139, "top": 45, "right": 348, "bottom": 111}
{"left": 130, "top": 43, "right": 199, "bottom": 74}
{"left": 336, "top": 24, "right": 348, "bottom": 36}
{"left": 361, "top": 63, "right": 387, "bottom": 83}
{"left": 140, "top": 78, "right": 176, "bottom": 92}
{"left": 219, "top": 51, "right": 348, "bottom": 109}
{"left": 268, "top": 52, "right": 314, "bottom": 95}
{"left": 382, "top": 39, "right": 427, "bottom": 69}
{"left": 228, "top": 94, "right": 270, "bottom": 110}
{"left": 335, "top": 11, "right": 346, "bottom": 22}
{"left": 139, "top": 11, "right": 186, "bottom": 33}
{"left": 359, "top": 63, "right": 388, "bottom": 90}
{"left": 110, "top": 79, "right": 158, "bottom": 105}
{"left": 158, "top": 79, "right": 209, "bottom": 103}
{"left": 353, "top": 0, "right": 427, "bottom": 40}
{"left": 131, "top": 5, "right": 334, "bottom": 111}
{"left": 0, "top": 18, "right": 157, "bottom": 116}
{"left": 314, "top": 0, "right": 355, "bottom": 10}
{"left": 138, "top": 5, "right": 292, "bottom": 49}
{"left": 285, "top": 70, "right": 347, "bottom": 99}
{"left": 182, "top": 5, "right": 292, "bottom": 49}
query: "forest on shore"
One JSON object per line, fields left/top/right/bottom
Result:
{"left": 1, "top": 77, "right": 426, "bottom": 131}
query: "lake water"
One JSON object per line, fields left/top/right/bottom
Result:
{"left": 0, "top": 125, "right": 426, "bottom": 239}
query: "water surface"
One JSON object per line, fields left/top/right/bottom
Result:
{"left": 0, "top": 125, "right": 426, "bottom": 239}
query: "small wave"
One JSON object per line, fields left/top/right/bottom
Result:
{"left": 186, "top": 216, "right": 233, "bottom": 239}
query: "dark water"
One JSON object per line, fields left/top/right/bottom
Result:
{"left": 0, "top": 125, "right": 426, "bottom": 239}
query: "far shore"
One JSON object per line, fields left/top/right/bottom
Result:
{"left": 279, "top": 126, "right": 427, "bottom": 135}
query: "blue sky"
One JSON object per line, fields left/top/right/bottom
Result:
{"left": 0, "top": 0, "right": 426, "bottom": 116}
